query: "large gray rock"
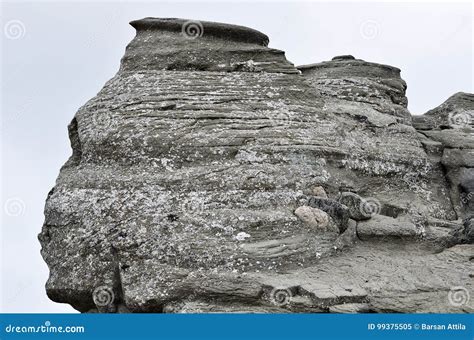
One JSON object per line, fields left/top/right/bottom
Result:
{"left": 298, "top": 55, "right": 410, "bottom": 121}
{"left": 412, "top": 92, "right": 474, "bottom": 130}
{"left": 39, "top": 18, "right": 473, "bottom": 313}
{"left": 298, "top": 56, "right": 454, "bottom": 222}
{"left": 414, "top": 93, "right": 474, "bottom": 222}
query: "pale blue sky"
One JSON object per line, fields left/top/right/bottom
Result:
{"left": 1, "top": 1, "right": 472, "bottom": 312}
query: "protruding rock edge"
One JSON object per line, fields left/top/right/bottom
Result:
{"left": 130, "top": 17, "right": 270, "bottom": 46}
{"left": 297, "top": 57, "right": 402, "bottom": 75}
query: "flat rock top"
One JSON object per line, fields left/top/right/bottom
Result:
{"left": 297, "top": 56, "right": 401, "bottom": 77}
{"left": 130, "top": 17, "right": 270, "bottom": 46}
{"left": 121, "top": 17, "right": 296, "bottom": 73}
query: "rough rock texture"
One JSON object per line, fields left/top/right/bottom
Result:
{"left": 39, "top": 18, "right": 473, "bottom": 313}
{"left": 413, "top": 92, "right": 474, "bottom": 244}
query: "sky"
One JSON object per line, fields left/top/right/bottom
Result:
{"left": 1, "top": 1, "right": 472, "bottom": 313}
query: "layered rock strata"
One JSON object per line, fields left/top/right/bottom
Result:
{"left": 413, "top": 92, "right": 474, "bottom": 243}
{"left": 39, "top": 18, "right": 473, "bottom": 313}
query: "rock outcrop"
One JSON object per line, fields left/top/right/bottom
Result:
{"left": 413, "top": 92, "right": 474, "bottom": 244}
{"left": 39, "top": 18, "right": 473, "bottom": 313}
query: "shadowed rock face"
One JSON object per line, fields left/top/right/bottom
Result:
{"left": 413, "top": 92, "right": 474, "bottom": 243}
{"left": 39, "top": 18, "right": 473, "bottom": 313}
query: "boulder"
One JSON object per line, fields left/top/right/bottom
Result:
{"left": 356, "top": 215, "right": 420, "bottom": 240}
{"left": 307, "top": 197, "right": 350, "bottom": 232}
{"left": 294, "top": 206, "right": 330, "bottom": 230}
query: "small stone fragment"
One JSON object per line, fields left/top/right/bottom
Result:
{"left": 295, "top": 206, "right": 329, "bottom": 229}
{"left": 307, "top": 197, "right": 350, "bottom": 232}
{"left": 311, "top": 186, "right": 328, "bottom": 198}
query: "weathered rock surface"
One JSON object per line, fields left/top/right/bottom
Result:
{"left": 413, "top": 92, "right": 474, "bottom": 245}
{"left": 39, "top": 18, "right": 473, "bottom": 313}
{"left": 356, "top": 215, "right": 420, "bottom": 240}
{"left": 412, "top": 92, "right": 474, "bottom": 130}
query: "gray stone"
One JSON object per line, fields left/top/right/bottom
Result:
{"left": 329, "top": 303, "right": 372, "bottom": 313}
{"left": 38, "top": 17, "right": 473, "bottom": 314}
{"left": 464, "top": 218, "right": 474, "bottom": 243}
{"left": 416, "top": 92, "right": 474, "bottom": 129}
{"left": 357, "top": 215, "right": 421, "bottom": 240}
{"left": 299, "top": 283, "right": 368, "bottom": 307}
{"left": 414, "top": 93, "right": 473, "bottom": 226}
{"left": 442, "top": 149, "right": 474, "bottom": 168}
{"left": 307, "top": 197, "right": 350, "bottom": 232}
{"left": 311, "top": 185, "right": 328, "bottom": 198}
{"left": 422, "top": 130, "right": 474, "bottom": 149}
{"left": 298, "top": 56, "right": 410, "bottom": 121}
{"left": 339, "top": 192, "right": 379, "bottom": 221}
{"left": 294, "top": 206, "right": 330, "bottom": 230}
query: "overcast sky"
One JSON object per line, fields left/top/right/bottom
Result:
{"left": 1, "top": 1, "right": 472, "bottom": 313}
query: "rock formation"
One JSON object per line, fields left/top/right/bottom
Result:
{"left": 39, "top": 18, "right": 473, "bottom": 313}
